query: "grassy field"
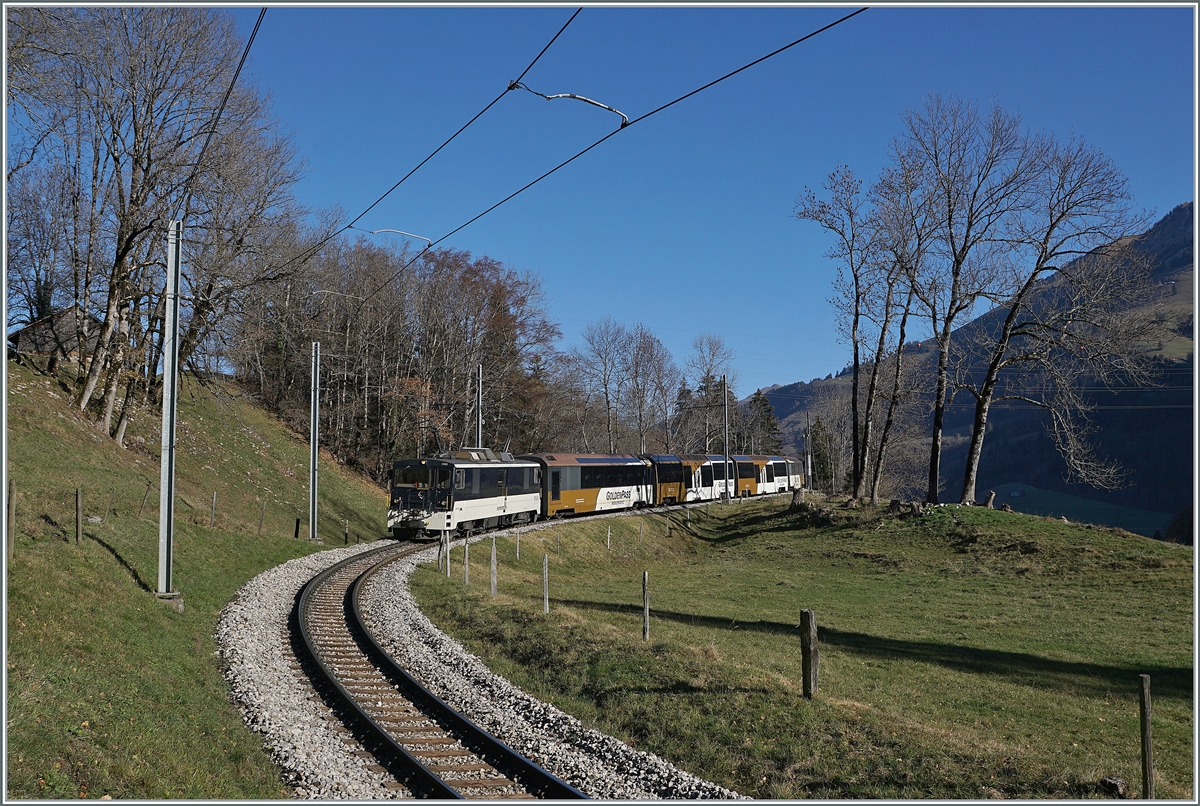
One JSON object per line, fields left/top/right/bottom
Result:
{"left": 411, "top": 497, "right": 1195, "bottom": 799}
{"left": 5, "top": 357, "right": 388, "bottom": 798}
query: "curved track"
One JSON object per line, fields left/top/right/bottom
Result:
{"left": 293, "top": 541, "right": 588, "bottom": 800}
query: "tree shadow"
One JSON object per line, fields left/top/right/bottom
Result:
{"left": 554, "top": 598, "right": 1193, "bottom": 700}
{"left": 86, "top": 533, "right": 152, "bottom": 593}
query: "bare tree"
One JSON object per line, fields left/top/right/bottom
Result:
{"left": 796, "top": 167, "right": 877, "bottom": 498}
{"left": 6, "top": 164, "right": 72, "bottom": 326}
{"left": 8, "top": 8, "right": 303, "bottom": 443}
{"left": 570, "top": 316, "right": 631, "bottom": 453}
{"left": 897, "top": 95, "right": 1044, "bottom": 503}
{"left": 620, "top": 325, "right": 679, "bottom": 453}
{"left": 682, "top": 333, "right": 736, "bottom": 453}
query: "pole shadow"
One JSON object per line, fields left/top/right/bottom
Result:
{"left": 86, "top": 533, "right": 153, "bottom": 593}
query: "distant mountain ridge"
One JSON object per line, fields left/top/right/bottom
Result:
{"left": 758, "top": 202, "right": 1194, "bottom": 528}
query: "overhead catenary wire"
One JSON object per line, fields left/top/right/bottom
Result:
{"left": 353, "top": 6, "right": 871, "bottom": 309}
{"left": 268, "top": 7, "right": 583, "bottom": 278}
{"left": 171, "top": 7, "right": 268, "bottom": 224}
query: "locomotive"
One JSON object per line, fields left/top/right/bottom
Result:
{"left": 388, "top": 448, "right": 803, "bottom": 541}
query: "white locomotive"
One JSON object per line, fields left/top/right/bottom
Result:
{"left": 387, "top": 448, "right": 541, "bottom": 540}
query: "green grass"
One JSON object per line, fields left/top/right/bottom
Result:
{"left": 993, "top": 482, "right": 1173, "bottom": 538}
{"left": 411, "top": 498, "right": 1194, "bottom": 799}
{"left": 5, "top": 357, "right": 388, "bottom": 798}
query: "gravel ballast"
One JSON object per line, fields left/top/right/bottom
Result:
{"left": 216, "top": 521, "right": 741, "bottom": 799}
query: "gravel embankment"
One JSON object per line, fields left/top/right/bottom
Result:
{"left": 215, "top": 543, "right": 411, "bottom": 799}
{"left": 216, "top": 522, "right": 742, "bottom": 799}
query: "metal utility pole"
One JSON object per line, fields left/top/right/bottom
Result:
{"left": 310, "top": 342, "right": 320, "bottom": 541}
{"left": 476, "top": 363, "right": 483, "bottom": 448}
{"left": 722, "top": 374, "right": 730, "bottom": 499}
{"left": 157, "top": 221, "right": 183, "bottom": 598}
{"left": 806, "top": 411, "right": 813, "bottom": 491}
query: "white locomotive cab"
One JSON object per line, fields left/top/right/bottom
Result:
{"left": 389, "top": 452, "right": 540, "bottom": 540}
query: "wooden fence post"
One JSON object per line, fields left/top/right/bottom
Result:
{"left": 209, "top": 491, "right": 216, "bottom": 528}
{"left": 490, "top": 537, "right": 497, "bottom": 598}
{"left": 642, "top": 571, "right": 649, "bottom": 641}
{"left": 445, "top": 535, "right": 451, "bottom": 578}
{"left": 639, "top": 521, "right": 643, "bottom": 544}
{"left": 607, "top": 524, "right": 611, "bottom": 550}
{"left": 258, "top": 499, "right": 266, "bottom": 536}
{"left": 138, "top": 479, "right": 153, "bottom": 519}
{"left": 516, "top": 527, "right": 520, "bottom": 560}
{"left": 344, "top": 519, "right": 349, "bottom": 545}
{"left": 801, "top": 609, "right": 819, "bottom": 698}
{"left": 1140, "top": 674, "right": 1154, "bottom": 799}
{"left": 464, "top": 541, "right": 469, "bottom": 585}
{"left": 103, "top": 487, "right": 115, "bottom": 523}
{"left": 543, "top": 553, "right": 549, "bottom": 614}
{"left": 294, "top": 518, "right": 300, "bottom": 539}
{"left": 75, "top": 487, "right": 82, "bottom": 545}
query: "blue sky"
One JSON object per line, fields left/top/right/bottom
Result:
{"left": 228, "top": 4, "right": 1195, "bottom": 397}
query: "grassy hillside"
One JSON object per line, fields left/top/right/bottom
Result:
{"left": 5, "top": 356, "right": 388, "bottom": 798}
{"left": 412, "top": 497, "right": 1194, "bottom": 799}
{"left": 990, "top": 483, "right": 1173, "bottom": 538}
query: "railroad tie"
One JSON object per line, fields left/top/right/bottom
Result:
{"left": 426, "top": 762, "right": 491, "bottom": 773}
{"left": 398, "top": 736, "right": 459, "bottom": 747}
{"left": 444, "top": 777, "right": 519, "bottom": 790}
{"left": 408, "top": 748, "right": 476, "bottom": 760}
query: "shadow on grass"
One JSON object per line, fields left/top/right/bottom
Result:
{"left": 685, "top": 507, "right": 871, "bottom": 545}
{"left": 553, "top": 598, "right": 1193, "bottom": 700}
{"left": 86, "top": 533, "right": 152, "bottom": 593}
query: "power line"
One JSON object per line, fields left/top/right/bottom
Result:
{"left": 269, "top": 7, "right": 583, "bottom": 278}
{"left": 355, "top": 6, "right": 870, "bottom": 308}
{"left": 172, "top": 7, "right": 268, "bottom": 223}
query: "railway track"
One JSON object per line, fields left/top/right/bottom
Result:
{"left": 292, "top": 541, "right": 588, "bottom": 800}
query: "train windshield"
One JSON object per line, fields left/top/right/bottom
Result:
{"left": 393, "top": 466, "right": 451, "bottom": 511}
{"left": 395, "top": 468, "right": 430, "bottom": 488}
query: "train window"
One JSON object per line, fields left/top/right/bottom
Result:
{"left": 551, "top": 470, "right": 561, "bottom": 501}
{"left": 437, "top": 468, "right": 451, "bottom": 489}
{"left": 738, "top": 462, "right": 754, "bottom": 479}
{"left": 773, "top": 462, "right": 787, "bottom": 478}
{"left": 712, "top": 462, "right": 724, "bottom": 481}
{"left": 470, "top": 469, "right": 480, "bottom": 496}
{"left": 395, "top": 468, "right": 429, "bottom": 488}
{"left": 534, "top": 467, "right": 541, "bottom": 486}
{"left": 581, "top": 467, "right": 595, "bottom": 488}
{"left": 454, "top": 469, "right": 464, "bottom": 490}
{"left": 497, "top": 469, "right": 506, "bottom": 490}
{"left": 765, "top": 464, "right": 775, "bottom": 482}
{"left": 701, "top": 465, "right": 714, "bottom": 486}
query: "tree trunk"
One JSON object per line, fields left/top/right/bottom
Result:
{"left": 925, "top": 330, "right": 952, "bottom": 504}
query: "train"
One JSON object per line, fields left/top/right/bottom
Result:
{"left": 387, "top": 448, "right": 804, "bottom": 540}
